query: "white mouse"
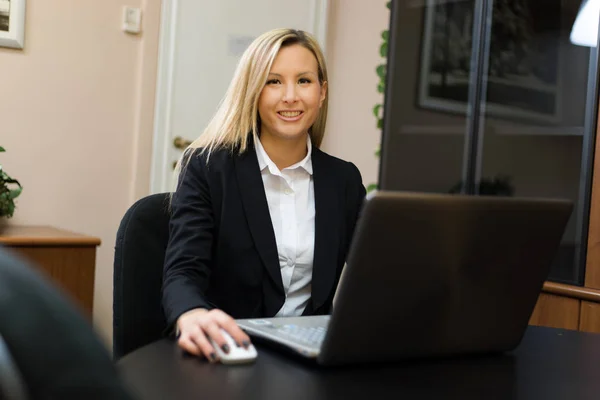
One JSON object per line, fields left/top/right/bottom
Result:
{"left": 209, "top": 329, "right": 257, "bottom": 365}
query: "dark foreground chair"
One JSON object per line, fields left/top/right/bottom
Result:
{"left": 0, "top": 247, "right": 133, "bottom": 399}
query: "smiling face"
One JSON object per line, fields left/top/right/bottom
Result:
{"left": 257, "top": 43, "right": 327, "bottom": 145}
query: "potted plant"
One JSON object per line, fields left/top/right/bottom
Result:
{"left": 0, "top": 146, "right": 22, "bottom": 223}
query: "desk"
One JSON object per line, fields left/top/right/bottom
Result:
{"left": 0, "top": 225, "right": 100, "bottom": 317}
{"left": 118, "top": 326, "right": 600, "bottom": 400}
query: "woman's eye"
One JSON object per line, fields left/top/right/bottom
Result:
{"left": 299, "top": 78, "right": 311, "bottom": 84}
{"left": 266, "top": 79, "right": 280, "bottom": 85}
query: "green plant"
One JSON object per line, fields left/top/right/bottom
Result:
{"left": 0, "top": 146, "right": 23, "bottom": 218}
{"left": 369, "top": 1, "right": 391, "bottom": 193}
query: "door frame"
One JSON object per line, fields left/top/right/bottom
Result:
{"left": 149, "top": 0, "right": 330, "bottom": 194}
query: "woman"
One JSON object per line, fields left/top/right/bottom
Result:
{"left": 163, "top": 28, "right": 366, "bottom": 362}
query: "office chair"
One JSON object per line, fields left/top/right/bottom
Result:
{"left": 0, "top": 248, "right": 133, "bottom": 400}
{"left": 113, "top": 192, "right": 171, "bottom": 360}
{"left": 0, "top": 334, "right": 27, "bottom": 400}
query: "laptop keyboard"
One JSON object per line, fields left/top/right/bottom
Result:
{"left": 274, "top": 324, "right": 327, "bottom": 347}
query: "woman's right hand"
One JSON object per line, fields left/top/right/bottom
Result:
{"left": 175, "top": 308, "right": 252, "bottom": 362}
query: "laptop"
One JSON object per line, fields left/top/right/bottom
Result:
{"left": 236, "top": 191, "right": 573, "bottom": 366}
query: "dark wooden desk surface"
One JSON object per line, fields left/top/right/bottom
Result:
{"left": 118, "top": 326, "right": 600, "bottom": 400}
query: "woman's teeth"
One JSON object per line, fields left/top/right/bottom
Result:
{"left": 279, "top": 111, "right": 302, "bottom": 117}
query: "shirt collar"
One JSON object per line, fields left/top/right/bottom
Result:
{"left": 255, "top": 135, "right": 313, "bottom": 175}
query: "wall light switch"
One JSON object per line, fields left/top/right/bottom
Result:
{"left": 122, "top": 6, "right": 142, "bottom": 34}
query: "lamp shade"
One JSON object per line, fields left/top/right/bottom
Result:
{"left": 570, "top": 0, "right": 600, "bottom": 47}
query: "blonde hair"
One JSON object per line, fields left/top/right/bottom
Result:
{"left": 177, "top": 28, "right": 328, "bottom": 172}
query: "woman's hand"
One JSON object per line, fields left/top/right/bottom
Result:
{"left": 176, "top": 308, "right": 252, "bottom": 362}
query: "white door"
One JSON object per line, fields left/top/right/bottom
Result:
{"left": 150, "top": 0, "right": 330, "bottom": 193}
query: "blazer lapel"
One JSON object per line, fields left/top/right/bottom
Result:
{"left": 234, "top": 146, "right": 285, "bottom": 304}
{"left": 311, "top": 148, "right": 341, "bottom": 312}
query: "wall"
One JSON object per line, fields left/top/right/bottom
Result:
{"left": 0, "top": 0, "right": 160, "bottom": 344}
{"left": 322, "top": 0, "right": 390, "bottom": 187}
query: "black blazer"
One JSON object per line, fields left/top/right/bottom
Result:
{"left": 162, "top": 141, "right": 366, "bottom": 329}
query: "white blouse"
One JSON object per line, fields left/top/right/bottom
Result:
{"left": 255, "top": 136, "right": 315, "bottom": 317}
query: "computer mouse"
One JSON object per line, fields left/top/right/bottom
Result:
{"left": 209, "top": 329, "right": 257, "bottom": 365}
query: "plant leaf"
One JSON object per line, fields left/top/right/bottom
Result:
{"left": 377, "top": 82, "right": 385, "bottom": 93}
{"left": 376, "top": 64, "right": 386, "bottom": 78}
{"left": 386, "top": 1, "right": 391, "bottom": 9}
{"left": 377, "top": 118, "right": 383, "bottom": 129}
{"left": 380, "top": 42, "right": 388, "bottom": 58}
{"left": 373, "top": 104, "right": 382, "bottom": 118}
{"left": 9, "top": 187, "right": 22, "bottom": 199}
{"left": 0, "top": 146, "right": 5, "bottom": 152}
{"left": 382, "top": 30, "right": 389, "bottom": 41}
{"left": 367, "top": 183, "right": 378, "bottom": 193}
{"left": 3, "top": 177, "right": 20, "bottom": 185}
{"left": 6, "top": 202, "right": 14, "bottom": 218}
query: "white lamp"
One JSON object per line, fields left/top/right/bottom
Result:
{"left": 570, "top": 0, "right": 600, "bottom": 47}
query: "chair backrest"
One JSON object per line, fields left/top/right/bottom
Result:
{"left": 113, "top": 192, "right": 171, "bottom": 360}
{"left": 0, "top": 248, "right": 133, "bottom": 399}
{"left": 0, "top": 334, "right": 27, "bottom": 400}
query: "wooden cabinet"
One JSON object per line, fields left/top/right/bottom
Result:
{"left": 579, "top": 302, "right": 600, "bottom": 333}
{"left": 0, "top": 225, "right": 100, "bottom": 317}
{"left": 529, "top": 292, "right": 580, "bottom": 330}
{"left": 528, "top": 98, "right": 600, "bottom": 334}
{"left": 529, "top": 282, "right": 600, "bottom": 333}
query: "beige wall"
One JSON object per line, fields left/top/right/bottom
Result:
{"left": 0, "top": 0, "right": 160, "bottom": 343}
{"left": 322, "top": 0, "right": 389, "bottom": 187}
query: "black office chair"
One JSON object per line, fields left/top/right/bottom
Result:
{"left": 113, "top": 192, "right": 171, "bottom": 360}
{"left": 0, "top": 334, "right": 27, "bottom": 400}
{"left": 0, "top": 248, "right": 134, "bottom": 399}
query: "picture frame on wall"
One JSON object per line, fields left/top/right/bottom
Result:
{"left": 0, "top": 0, "right": 26, "bottom": 49}
{"left": 417, "top": 0, "right": 563, "bottom": 124}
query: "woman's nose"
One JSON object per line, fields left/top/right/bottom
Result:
{"left": 282, "top": 83, "right": 298, "bottom": 103}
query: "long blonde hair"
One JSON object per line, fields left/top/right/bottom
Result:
{"left": 177, "top": 28, "right": 329, "bottom": 172}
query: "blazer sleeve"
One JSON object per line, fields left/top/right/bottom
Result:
{"left": 162, "top": 150, "right": 215, "bottom": 330}
{"left": 345, "top": 162, "right": 367, "bottom": 259}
